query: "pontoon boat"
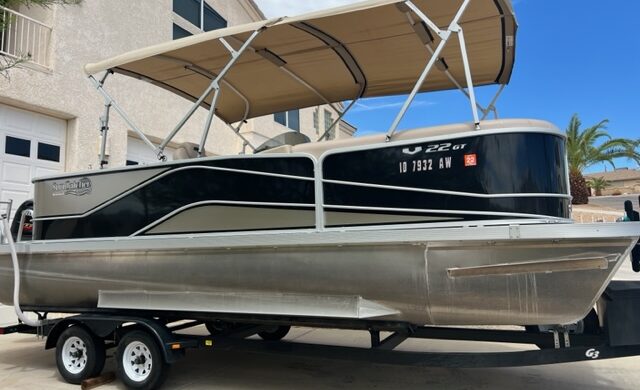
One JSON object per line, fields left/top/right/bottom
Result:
{"left": 2, "top": 0, "right": 639, "bottom": 333}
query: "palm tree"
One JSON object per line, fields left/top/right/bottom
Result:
{"left": 586, "top": 176, "right": 610, "bottom": 197}
{"left": 565, "top": 114, "right": 640, "bottom": 204}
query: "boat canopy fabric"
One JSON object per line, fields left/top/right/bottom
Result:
{"left": 85, "top": 0, "right": 516, "bottom": 124}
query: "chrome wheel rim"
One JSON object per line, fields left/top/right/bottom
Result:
{"left": 123, "top": 341, "right": 153, "bottom": 382}
{"left": 61, "top": 336, "right": 87, "bottom": 375}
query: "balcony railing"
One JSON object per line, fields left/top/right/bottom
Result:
{"left": 1, "top": 6, "right": 52, "bottom": 69}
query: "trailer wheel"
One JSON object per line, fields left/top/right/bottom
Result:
{"left": 117, "top": 330, "right": 168, "bottom": 390}
{"left": 56, "top": 325, "right": 106, "bottom": 384}
{"left": 205, "top": 320, "right": 235, "bottom": 336}
{"left": 258, "top": 325, "right": 291, "bottom": 341}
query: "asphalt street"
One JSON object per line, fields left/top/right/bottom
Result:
{"left": 588, "top": 195, "right": 640, "bottom": 211}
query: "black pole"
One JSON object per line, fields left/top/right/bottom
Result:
{"left": 632, "top": 197, "right": 640, "bottom": 272}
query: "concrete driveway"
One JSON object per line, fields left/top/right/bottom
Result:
{"left": 1, "top": 260, "right": 639, "bottom": 389}
{"left": 1, "top": 326, "right": 639, "bottom": 390}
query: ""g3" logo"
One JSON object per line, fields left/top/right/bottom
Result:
{"left": 585, "top": 348, "right": 600, "bottom": 359}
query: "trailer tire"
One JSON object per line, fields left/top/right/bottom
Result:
{"left": 56, "top": 325, "right": 106, "bottom": 384}
{"left": 205, "top": 320, "right": 235, "bottom": 336}
{"left": 258, "top": 325, "right": 291, "bottom": 341}
{"left": 117, "top": 330, "right": 168, "bottom": 390}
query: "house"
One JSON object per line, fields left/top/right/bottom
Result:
{"left": 0, "top": 0, "right": 356, "bottom": 216}
{"left": 585, "top": 168, "right": 640, "bottom": 196}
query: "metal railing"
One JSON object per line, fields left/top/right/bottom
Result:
{"left": 0, "top": 6, "right": 52, "bottom": 69}
{"left": 0, "top": 200, "right": 12, "bottom": 244}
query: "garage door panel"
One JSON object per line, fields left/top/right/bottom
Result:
{"left": 1, "top": 161, "right": 31, "bottom": 185}
{"left": 34, "top": 166, "right": 60, "bottom": 178}
{"left": 0, "top": 189, "right": 30, "bottom": 208}
{"left": 0, "top": 104, "right": 67, "bottom": 220}
{"left": 1, "top": 107, "right": 36, "bottom": 133}
{"left": 34, "top": 115, "right": 67, "bottom": 141}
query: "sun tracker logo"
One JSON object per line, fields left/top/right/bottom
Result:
{"left": 52, "top": 177, "right": 92, "bottom": 197}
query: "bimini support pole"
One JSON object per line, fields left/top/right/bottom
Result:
{"left": 224, "top": 121, "right": 257, "bottom": 153}
{"left": 386, "top": 0, "right": 472, "bottom": 141}
{"left": 89, "top": 74, "right": 167, "bottom": 161}
{"left": 198, "top": 30, "right": 263, "bottom": 156}
{"left": 481, "top": 84, "right": 506, "bottom": 120}
{"left": 452, "top": 24, "right": 480, "bottom": 129}
{"left": 156, "top": 55, "right": 252, "bottom": 126}
{"left": 385, "top": 35, "right": 449, "bottom": 141}
{"left": 317, "top": 98, "right": 359, "bottom": 142}
{"left": 253, "top": 46, "right": 348, "bottom": 118}
{"left": 98, "top": 102, "right": 111, "bottom": 169}
{"left": 403, "top": 8, "right": 502, "bottom": 127}
{"left": 97, "top": 70, "right": 112, "bottom": 169}
{"left": 157, "top": 28, "right": 265, "bottom": 157}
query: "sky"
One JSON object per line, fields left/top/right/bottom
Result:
{"left": 255, "top": 0, "right": 640, "bottom": 173}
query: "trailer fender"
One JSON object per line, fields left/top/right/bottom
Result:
{"left": 45, "top": 318, "right": 85, "bottom": 350}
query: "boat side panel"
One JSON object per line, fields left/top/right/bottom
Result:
{"left": 34, "top": 167, "right": 168, "bottom": 218}
{"left": 0, "top": 244, "right": 431, "bottom": 324}
{"left": 0, "top": 235, "right": 634, "bottom": 326}
{"left": 34, "top": 157, "right": 315, "bottom": 240}
{"left": 322, "top": 132, "right": 569, "bottom": 225}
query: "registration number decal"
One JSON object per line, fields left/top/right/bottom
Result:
{"left": 399, "top": 157, "right": 452, "bottom": 174}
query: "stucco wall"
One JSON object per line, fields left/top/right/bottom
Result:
{"left": 0, "top": 0, "right": 348, "bottom": 172}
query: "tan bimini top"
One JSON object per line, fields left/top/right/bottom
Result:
{"left": 85, "top": 0, "right": 516, "bottom": 124}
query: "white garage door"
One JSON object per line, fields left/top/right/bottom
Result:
{"left": 127, "top": 136, "right": 174, "bottom": 166}
{"left": 0, "top": 104, "right": 66, "bottom": 220}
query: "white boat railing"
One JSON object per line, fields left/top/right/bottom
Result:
{"left": 0, "top": 6, "right": 52, "bottom": 69}
{"left": 0, "top": 200, "right": 12, "bottom": 245}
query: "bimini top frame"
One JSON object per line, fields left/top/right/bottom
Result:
{"left": 85, "top": 0, "right": 517, "bottom": 163}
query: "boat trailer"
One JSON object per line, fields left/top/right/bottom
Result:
{"left": 2, "top": 280, "right": 640, "bottom": 389}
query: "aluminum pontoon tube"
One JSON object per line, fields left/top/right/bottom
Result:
{"left": 0, "top": 215, "right": 44, "bottom": 327}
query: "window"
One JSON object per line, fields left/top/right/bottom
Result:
{"left": 173, "top": 24, "right": 192, "bottom": 40}
{"left": 5, "top": 136, "right": 31, "bottom": 157}
{"left": 288, "top": 110, "right": 300, "bottom": 131}
{"left": 37, "top": 142, "right": 60, "bottom": 162}
{"left": 313, "top": 110, "right": 319, "bottom": 134}
{"left": 274, "top": 111, "right": 287, "bottom": 127}
{"left": 324, "top": 110, "right": 335, "bottom": 140}
{"left": 273, "top": 110, "right": 300, "bottom": 131}
{"left": 173, "top": 0, "right": 201, "bottom": 26}
{"left": 203, "top": 2, "right": 227, "bottom": 31}
{"left": 173, "top": 0, "right": 227, "bottom": 36}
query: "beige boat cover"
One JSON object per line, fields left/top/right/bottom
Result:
{"left": 85, "top": 0, "right": 516, "bottom": 124}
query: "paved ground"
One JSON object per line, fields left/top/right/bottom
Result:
{"left": 0, "top": 326, "right": 639, "bottom": 390}
{"left": 1, "top": 323, "right": 640, "bottom": 390}
{"left": 1, "top": 259, "right": 639, "bottom": 389}
{"left": 588, "top": 195, "right": 639, "bottom": 211}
